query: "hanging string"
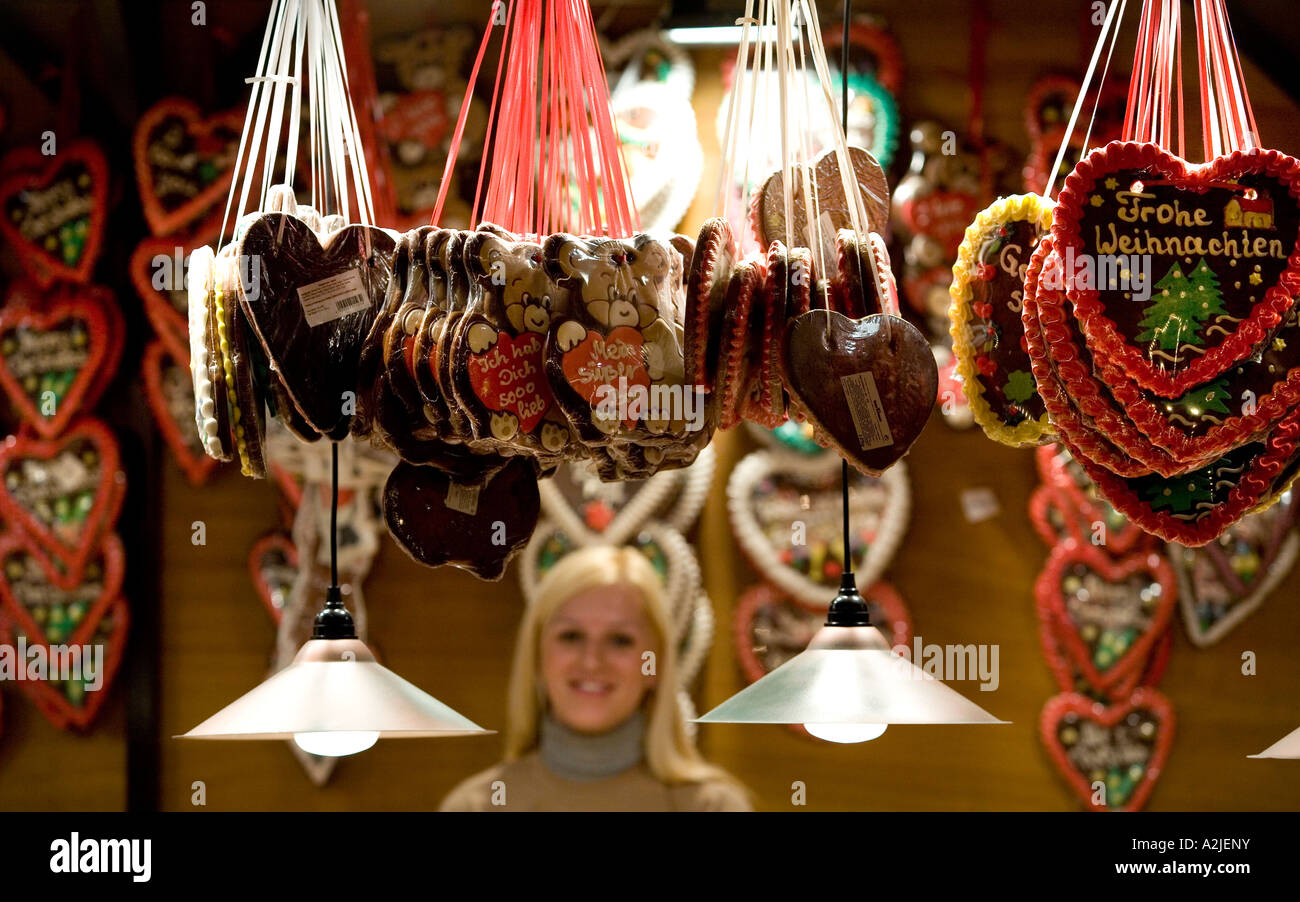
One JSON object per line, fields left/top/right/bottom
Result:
{"left": 1044, "top": 0, "right": 1126, "bottom": 199}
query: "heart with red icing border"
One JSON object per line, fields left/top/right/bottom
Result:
{"left": 0, "top": 419, "right": 124, "bottom": 583}
{"left": 1052, "top": 142, "right": 1300, "bottom": 398}
{"left": 132, "top": 97, "right": 241, "bottom": 236}
{"left": 0, "top": 141, "right": 108, "bottom": 287}
{"left": 0, "top": 285, "right": 122, "bottom": 439}
{"left": 1037, "top": 539, "right": 1177, "bottom": 693}
{"left": 141, "top": 339, "right": 219, "bottom": 486}
{"left": 0, "top": 531, "right": 123, "bottom": 647}
{"left": 1039, "top": 688, "right": 1175, "bottom": 812}
{"left": 0, "top": 593, "right": 129, "bottom": 731}
{"left": 248, "top": 531, "right": 298, "bottom": 626}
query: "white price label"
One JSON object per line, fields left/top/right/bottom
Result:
{"left": 840, "top": 371, "right": 895, "bottom": 451}
{"left": 296, "top": 269, "right": 370, "bottom": 327}
{"left": 445, "top": 481, "right": 481, "bottom": 516}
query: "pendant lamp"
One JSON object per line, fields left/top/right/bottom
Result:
{"left": 1249, "top": 726, "right": 1300, "bottom": 759}
{"left": 697, "top": 0, "right": 1006, "bottom": 743}
{"left": 179, "top": 442, "right": 493, "bottom": 756}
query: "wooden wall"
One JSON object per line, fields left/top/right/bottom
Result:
{"left": 4, "top": 0, "right": 1300, "bottom": 811}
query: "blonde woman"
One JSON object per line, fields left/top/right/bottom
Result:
{"left": 440, "top": 545, "right": 751, "bottom": 811}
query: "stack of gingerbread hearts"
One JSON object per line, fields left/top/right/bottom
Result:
{"left": 131, "top": 97, "right": 242, "bottom": 486}
{"left": 0, "top": 139, "right": 130, "bottom": 731}
{"left": 1018, "top": 0, "right": 1300, "bottom": 548}
{"left": 1031, "top": 443, "right": 1178, "bottom": 811}
{"left": 686, "top": 0, "right": 936, "bottom": 479}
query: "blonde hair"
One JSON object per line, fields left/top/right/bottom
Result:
{"left": 506, "top": 545, "right": 735, "bottom": 788}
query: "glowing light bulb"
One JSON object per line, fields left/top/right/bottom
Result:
{"left": 293, "top": 730, "right": 380, "bottom": 757}
{"left": 804, "top": 723, "right": 888, "bottom": 743}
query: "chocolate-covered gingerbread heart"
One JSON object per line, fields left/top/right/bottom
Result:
{"left": 382, "top": 456, "right": 539, "bottom": 580}
{"left": 781, "top": 310, "right": 937, "bottom": 475}
{"left": 237, "top": 212, "right": 396, "bottom": 440}
{"left": 754, "top": 146, "right": 891, "bottom": 248}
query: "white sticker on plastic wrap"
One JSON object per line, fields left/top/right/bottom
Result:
{"left": 296, "top": 269, "right": 369, "bottom": 327}
{"left": 840, "top": 371, "right": 894, "bottom": 451}
{"left": 445, "top": 480, "right": 481, "bottom": 516}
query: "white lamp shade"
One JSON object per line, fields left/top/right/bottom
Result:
{"left": 1249, "top": 725, "right": 1300, "bottom": 759}
{"left": 178, "top": 639, "right": 493, "bottom": 740}
{"left": 695, "top": 625, "right": 1008, "bottom": 726}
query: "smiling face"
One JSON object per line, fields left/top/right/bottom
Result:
{"left": 539, "top": 583, "right": 660, "bottom": 735}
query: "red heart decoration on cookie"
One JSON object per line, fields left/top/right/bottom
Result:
{"left": 132, "top": 98, "right": 241, "bottom": 236}
{"left": 0, "top": 141, "right": 108, "bottom": 287}
{"left": 0, "top": 285, "right": 122, "bottom": 438}
{"left": 140, "top": 339, "right": 219, "bottom": 486}
{"left": 559, "top": 326, "right": 651, "bottom": 431}
{"left": 1052, "top": 142, "right": 1300, "bottom": 398}
{"left": 1039, "top": 688, "right": 1175, "bottom": 812}
{"left": 468, "top": 330, "right": 555, "bottom": 435}
{"left": 897, "top": 189, "right": 981, "bottom": 256}
{"left": 1037, "top": 540, "right": 1177, "bottom": 693}
{"left": 248, "top": 531, "right": 298, "bottom": 625}
{"left": 0, "top": 419, "right": 124, "bottom": 582}
{"left": 0, "top": 594, "right": 129, "bottom": 731}
{"left": 781, "top": 310, "right": 937, "bottom": 475}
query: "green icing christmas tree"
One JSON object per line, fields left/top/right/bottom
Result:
{"left": 1171, "top": 376, "right": 1232, "bottom": 420}
{"left": 1136, "top": 258, "right": 1227, "bottom": 351}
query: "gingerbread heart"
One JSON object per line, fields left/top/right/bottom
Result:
{"left": 1023, "top": 239, "right": 1226, "bottom": 480}
{"left": 0, "top": 419, "right": 124, "bottom": 582}
{"left": 727, "top": 449, "right": 909, "bottom": 606}
{"left": 248, "top": 531, "right": 298, "bottom": 626}
{"left": 1035, "top": 558, "right": 1172, "bottom": 701}
{"left": 1034, "top": 444, "right": 1157, "bottom": 555}
{"left": 0, "top": 141, "right": 108, "bottom": 287}
{"left": 133, "top": 98, "right": 241, "bottom": 236}
{"left": 383, "top": 457, "right": 539, "bottom": 580}
{"left": 1052, "top": 142, "right": 1300, "bottom": 398}
{"left": 754, "top": 146, "right": 892, "bottom": 249}
{"left": 0, "top": 532, "right": 123, "bottom": 646}
{"left": 684, "top": 217, "right": 736, "bottom": 389}
{"left": 1037, "top": 540, "right": 1177, "bottom": 692}
{"left": 0, "top": 285, "right": 122, "bottom": 438}
{"left": 237, "top": 212, "right": 397, "bottom": 439}
{"left": 1169, "top": 494, "right": 1299, "bottom": 646}
{"left": 0, "top": 594, "right": 129, "bottom": 731}
{"left": 949, "top": 194, "right": 1056, "bottom": 447}
{"left": 781, "top": 309, "right": 937, "bottom": 475}
{"left": 1028, "top": 234, "right": 1300, "bottom": 471}
{"left": 141, "top": 339, "right": 219, "bottom": 486}
{"left": 131, "top": 236, "right": 202, "bottom": 360}
{"left": 1040, "top": 688, "right": 1175, "bottom": 812}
